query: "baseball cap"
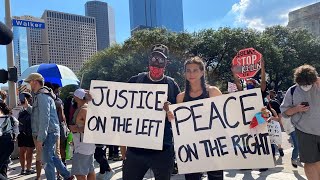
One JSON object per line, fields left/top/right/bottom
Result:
{"left": 24, "top": 73, "right": 44, "bottom": 83}
{"left": 73, "top": 89, "right": 86, "bottom": 100}
{"left": 151, "top": 44, "right": 169, "bottom": 59}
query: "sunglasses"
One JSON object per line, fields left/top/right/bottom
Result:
{"left": 150, "top": 56, "right": 166, "bottom": 64}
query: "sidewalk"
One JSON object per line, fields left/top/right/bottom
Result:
{"left": 7, "top": 133, "right": 307, "bottom": 180}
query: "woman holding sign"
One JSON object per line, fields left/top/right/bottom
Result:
{"left": 167, "top": 56, "right": 224, "bottom": 180}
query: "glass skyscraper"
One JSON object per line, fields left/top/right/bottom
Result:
{"left": 129, "top": 0, "right": 184, "bottom": 33}
{"left": 85, "top": 1, "right": 116, "bottom": 51}
{"left": 13, "top": 26, "right": 29, "bottom": 76}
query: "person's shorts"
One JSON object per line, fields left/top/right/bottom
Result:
{"left": 18, "top": 133, "right": 35, "bottom": 148}
{"left": 71, "top": 153, "right": 95, "bottom": 176}
{"left": 296, "top": 128, "right": 320, "bottom": 163}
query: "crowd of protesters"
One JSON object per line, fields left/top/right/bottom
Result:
{"left": 0, "top": 44, "right": 319, "bottom": 180}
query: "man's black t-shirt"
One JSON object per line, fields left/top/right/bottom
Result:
{"left": 127, "top": 74, "right": 181, "bottom": 153}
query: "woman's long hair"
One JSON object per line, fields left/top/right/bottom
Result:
{"left": 183, "top": 56, "right": 207, "bottom": 101}
{"left": 0, "top": 100, "right": 11, "bottom": 115}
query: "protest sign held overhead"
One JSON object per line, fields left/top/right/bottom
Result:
{"left": 83, "top": 80, "right": 168, "bottom": 150}
{"left": 232, "top": 48, "right": 262, "bottom": 79}
{"left": 169, "top": 89, "right": 275, "bottom": 174}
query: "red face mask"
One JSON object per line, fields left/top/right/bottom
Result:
{"left": 149, "top": 66, "right": 165, "bottom": 79}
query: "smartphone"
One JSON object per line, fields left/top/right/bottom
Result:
{"left": 301, "top": 102, "right": 309, "bottom": 106}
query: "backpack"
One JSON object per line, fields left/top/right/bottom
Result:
{"left": 136, "top": 72, "right": 176, "bottom": 102}
{"left": 18, "top": 109, "right": 32, "bottom": 135}
{"left": 290, "top": 85, "right": 297, "bottom": 105}
{"left": 1, "top": 116, "right": 15, "bottom": 136}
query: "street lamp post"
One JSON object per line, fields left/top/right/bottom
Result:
{"left": 5, "top": 0, "right": 17, "bottom": 108}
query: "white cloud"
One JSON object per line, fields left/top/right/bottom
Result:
{"left": 229, "top": 0, "right": 317, "bottom": 30}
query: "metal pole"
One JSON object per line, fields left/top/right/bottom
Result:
{"left": 5, "top": 0, "right": 17, "bottom": 108}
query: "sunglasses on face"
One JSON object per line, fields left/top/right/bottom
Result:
{"left": 150, "top": 56, "right": 166, "bottom": 64}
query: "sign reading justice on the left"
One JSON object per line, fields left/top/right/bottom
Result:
{"left": 83, "top": 80, "right": 168, "bottom": 150}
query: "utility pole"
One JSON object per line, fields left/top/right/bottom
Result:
{"left": 5, "top": 0, "right": 17, "bottom": 108}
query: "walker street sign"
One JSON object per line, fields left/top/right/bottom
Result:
{"left": 12, "top": 16, "right": 45, "bottom": 29}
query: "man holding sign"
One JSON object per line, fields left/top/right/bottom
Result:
{"left": 121, "top": 44, "right": 180, "bottom": 180}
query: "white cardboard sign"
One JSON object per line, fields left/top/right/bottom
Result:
{"left": 169, "top": 89, "right": 275, "bottom": 174}
{"left": 83, "top": 80, "right": 168, "bottom": 150}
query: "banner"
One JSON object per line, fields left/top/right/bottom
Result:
{"left": 267, "top": 120, "right": 282, "bottom": 145}
{"left": 83, "top": 80, "right": 168, "bottom": 150}
{"left": 169, "top": 89, "right": 274, "bottom": 174}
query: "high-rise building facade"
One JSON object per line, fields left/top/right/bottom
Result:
{"left": 85, "top": 1, "right": 116, "bottom": 51}
{"left": 28, "top": 28, "right": 44, "bottom": 66}
{"left": 13, "top": 26, "right": 28, "bottom": 76}
{"left": 12, "top": 16, "right": 44, "bottom": 76}
{"left": 41, "top": 10, "right": 97, "bottom": 73}
{"left": 129, "top": 0, "right": 184, "bottom": 33}
{"left": 288, "top": 2, "right": 320, "bottom": 37}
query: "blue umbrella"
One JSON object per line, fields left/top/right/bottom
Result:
{"left": 18, "top": 63, "right": 80, "bottom": 87}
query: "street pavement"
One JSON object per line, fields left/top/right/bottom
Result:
{"left": 7, "top": 132, "right": 307, "bottom": 180}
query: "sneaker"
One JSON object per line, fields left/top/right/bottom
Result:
{"left": 96, "top": 170, "right": 115, "bottom": 180}
{"left": 20, "top": 169, "right": 26, "bottom": 175}
{"left": 25, "top": 169, "right": 36, "bottom": 175}
{"left": 291, "top": 159, "right": 298, "bottom": 168}
{"left": 278, "top": 148, "right": 284, "bottom": 157}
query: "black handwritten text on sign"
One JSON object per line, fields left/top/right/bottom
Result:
{"left": 83, "top": 80, "right": 168, "bottom": 150}
{"left": 169, "top": 89, "right": 275, "bottom": 174}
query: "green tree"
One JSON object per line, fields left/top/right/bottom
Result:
{"left": 79, "top": 27, "right": 320, "bottom": 92}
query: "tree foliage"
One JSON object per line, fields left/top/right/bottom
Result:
{"left": 79, "top": 26, "right": 320, "bottom": 92}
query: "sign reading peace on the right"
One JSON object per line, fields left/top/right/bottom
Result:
{"left": 232, "top": 48, "right": 262, "bottom": 79}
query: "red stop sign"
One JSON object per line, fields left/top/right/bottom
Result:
{"left": 232, "top": 48, "right": 262, "bottom": 79}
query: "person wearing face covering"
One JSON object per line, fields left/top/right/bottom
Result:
{"left": 280, "top": 64, "right": 320, "bottom": 180}
{"left": 232, "top": 58, "right": 267, "bottom": 97}
{"left": 121, "top": 44, "right": 181, "bottom": 180}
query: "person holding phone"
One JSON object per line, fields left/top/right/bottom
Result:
{"left": 280, "top": 64, "right": 320, "bottom": 180}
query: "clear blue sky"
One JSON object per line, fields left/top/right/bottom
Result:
{"left": 0, "top": 0, "right": 316, "bottom": 76}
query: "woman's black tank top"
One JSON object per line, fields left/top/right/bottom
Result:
{"left": 183, "top": 90, "right": 209, "bottom": 102}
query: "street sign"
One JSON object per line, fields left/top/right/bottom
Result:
{"left": 232, "top": 48, "right": 262, "bottom": 79}
{"left": 12, "top": 16, "right": 45, "bottom": 29}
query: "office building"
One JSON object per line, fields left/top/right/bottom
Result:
{"left": 129, "top": 0, "right": 184, "bottom": 33}
{"left": 85, "top": 0, "right": 116, "bottom": 50}
{"left": 41, "top": 10, "right": 97, "bottom": 73}
{"left": 12, "top": 16, "right": 44, "bottom": 76}
{"left": 288, "top": 2, "right": 320, "bottom": 37}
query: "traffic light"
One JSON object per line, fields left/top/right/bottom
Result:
{"left": 8, "top": 67, "right": 17, "bottom": 82}
{"left": 0, "top": 66, "right": 18, "bottom": 83}
{"left": 0, "top": 69, "right": 8, "bottom": 83}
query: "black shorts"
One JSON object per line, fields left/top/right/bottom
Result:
{"left": 296, "top": 128, "right": 320, "bottom": 163}
{"left": 17, "top": 133, "right": 35, "bottom": 148}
